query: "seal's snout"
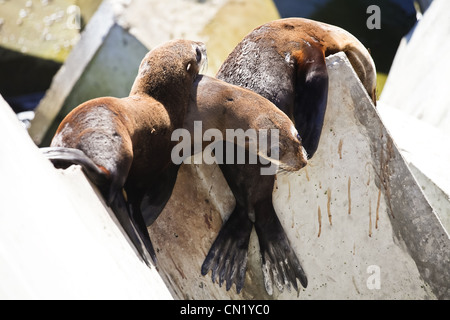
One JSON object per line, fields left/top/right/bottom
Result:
{"left": 300, "top": 146, "right": 308, "bottom": 167}
{"left": 289, "top": 124, "right": 308, "bottom": 170}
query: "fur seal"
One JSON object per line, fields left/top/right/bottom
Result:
{"left": 137, "top": 74, "right": 308, "bottom": 291}
{"left": 42, "top": 39, "right": 207, "bottom": 266}
{"left": 182, "top": 75, "right": 308, "bottom": 171}
{"left": 201, "top": 18, "right": 377, "bottom": 294}
{"left": 165, "top": 74, "right": 307, "bottom": 293}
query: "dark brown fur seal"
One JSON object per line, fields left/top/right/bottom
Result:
{"left": 42, "top": 39, "right": 207, "bottom": 266}
{"left": 152, "top": 74, "right": 307, "bottom": 293}
{"left": 201, "top": 18, "right": 377, "bottom": 294}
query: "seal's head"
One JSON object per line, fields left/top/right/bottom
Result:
{"left": 280, "top": 124, "right": 308, "bottom": 171}
{"left": 253, "top": 112, "right": 308, "bottom": 173}
{"left": 130, "top": 39, "right": 207, "bottom": 100}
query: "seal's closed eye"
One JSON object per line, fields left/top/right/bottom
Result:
{"left": 196, "top": 47, "right": 203, "bottom": 63}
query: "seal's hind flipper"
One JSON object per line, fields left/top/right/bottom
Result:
{"left": 141, "top": 164, "right": 181, "bottom": 227}
{"left": 254, "top": 199, "right": 307, "bottom": 295}
{"left": 111, "top": 192, "right": 155, "bottom": 267}
{"left": 293, "top": 47, "right": 329, "bottom": 158}
{"left": 130, "top": 200, "right": 158, "bottom": 265}
{"left": 201, "top": 204, "right": 253, "bottom": 293}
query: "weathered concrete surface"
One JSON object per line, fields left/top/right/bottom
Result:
{"left": 28, "top": 0, "right": 149, "bottom": 146}
{"left": 120, "top": 0, "right": 279, "bottom": 75}
{"left": 0, "top": 95, "right": 172, "bottom": 300}
{"left": 0, "top": 0, "right": 102, "bottom": 101}
{"left": 0, "top": 0, "right": 85, "bottom": 62}
{"left": 378, "top": 0, "right": 450, "bottom": 235}
{"left": 379, "top": 0, "right": 450, "bottom": 135}
{"left": 28, "top": 0, "right": 280, "bottom": 146}
{"left": 150, "top": 53, "right": 449, "bottom": 300}
{"left": 377, "top": 105, "right": 450, "bottom": 233}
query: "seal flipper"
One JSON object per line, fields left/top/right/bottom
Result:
{"left": 129, "top": 200, "right": 157, "bottom": 265}
{"left": 293, "top": 48, "right": 329, "bottom": 157}
{"left": 141, "top": 164, "right": 181, "bottom": 227}
{"left": 110, "top": 192, "right": 155, "bottom": 267}
{"left": 201, "top": 204, "right": 253, "bottom": 293}
{"left": 254, "top": 198, "right": 307, "bottom": 295}
{"left": 41, "top": 147, "right": 109, "bottom": 186}
{"left": 129, "top": 164, "right": 182, "bottom": 265}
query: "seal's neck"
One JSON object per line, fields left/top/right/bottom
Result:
{"left": 130, "top": 68, "right": 191, "bottom": 124}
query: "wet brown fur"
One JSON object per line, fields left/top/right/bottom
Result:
{"left": 246, "top": 18, "right": 377, "bottom": 103}
{"left": 52, "top": 40, "right": 206, "bottom": 200}
{"left": 186, "top": 75, "right": 307, "bottom": 171}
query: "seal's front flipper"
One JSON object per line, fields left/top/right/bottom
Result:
{"left": 293, "top": 48, "right": 329, "bottom": 158}
{"left": 130, "top": 201, "right": 157, "bottom": 265}
{"left": 201, "top": 204, "right": 253, "bottom": 293}
{"left": 141, "top": 164, "right": 181, "bottom": 227}
{"left": 254, "top": 199, "right": 307, "bottom": 295}
{"left": 41, "top": 147, "right": 109, "bottom": 186}
{"left": 110, "top": 192, "right": 155, "bottom": 267}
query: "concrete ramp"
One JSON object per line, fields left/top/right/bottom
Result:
{"left": 28, "top": 0, "right": 149, "bottom": 146}
{"left": 0, "top": 95, "right": 172, "bottom": 300}
{"left": 379, "top": 0, "right": 450, "bottom": 134}
{"left": 150, "top": 52, "right": 450, "bottom": 299}
{"left": 378, "top": 0, "right": 450, "bottom": 239}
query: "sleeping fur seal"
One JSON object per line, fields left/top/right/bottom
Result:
{"left": 203, "top": 18, "right": 377, "bottom": 294}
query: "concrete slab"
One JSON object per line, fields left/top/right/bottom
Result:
{"left": 377, "top": 0, "right": 450, "bottom": 236}
{"left": 29, "top": 0, "right": 149, "bottom": 146}
{"left": 379, "top": 0, "right": 450, "bottom": 135}
{"left": 0, "top": 0, "right": 83, "bottom": 62}
{"left": 118, "top": 0, "right": 279, "bottom": 74}
{"left": 0, "top": 95, "right": 172, "bottom": 300}
{"left": 377, "top": 104, "right": 450, "bottom": 233}
{"left": 150, "top": 53, "right": 450, "bottom": 300}
{"left": 28, "top": 0, "right": 280, "bottom": 145}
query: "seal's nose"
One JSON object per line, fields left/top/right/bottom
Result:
{"left": 300, "top": 146, "right": 308, "bottom": 167}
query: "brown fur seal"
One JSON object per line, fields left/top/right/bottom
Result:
{"left": 181, "top": 75, "right": 308, "bottom": 171}
{"left": 162, "top": 74, "right": 307, "bottom": 293}
{"left": 42, "top": 39, "right": 207, "bottom": 266}
{"left": 201, "top": 18, "right": 377, "bottom": 294}
{"left": 218, "top": 18, "right": 376, "bottom": 155}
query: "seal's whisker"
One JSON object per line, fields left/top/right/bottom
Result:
{"left": 276, "top": 167, "right": 292, "bottom": 176}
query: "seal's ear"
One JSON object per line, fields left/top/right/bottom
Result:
{"left": 293, "top": 47, "right": 329, "bottom": 158}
